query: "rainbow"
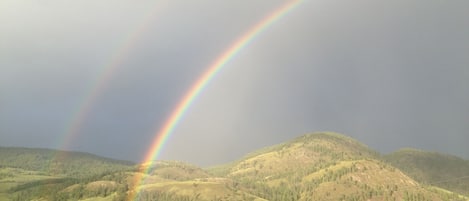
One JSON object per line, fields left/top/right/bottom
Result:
{"left": 129, "top": 0, "right": 303, "bottom": 200}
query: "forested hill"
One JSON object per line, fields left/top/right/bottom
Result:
{"left": 207, "top": 132, "right": 467, "bottom": 201}
{"left": 0, "top": 147, "right": 134, "bottom": 178}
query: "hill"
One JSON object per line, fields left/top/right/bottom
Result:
{"left": 0, "top": 147, "right": 134, "bottom": 178}
{"left": 385, "top": 148, "right": 469, "bottom": 196}
{"left": 130, "top": 160, "right": 266, "bottom": 201}
{"left": 0, "top": 147, "right": 136, "bottom": 201}
{"left": 208, "top": 132, "right": 466, "bottom": 201}
{"left": 1, "top": 132, "right": 468, "bottom": 201}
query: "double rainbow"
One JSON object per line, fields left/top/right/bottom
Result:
{"left": 46, "top": 0, "right": 302, "bottom": 199}
{"left": 130, "top": 0, "right": 302, "bottom": 200}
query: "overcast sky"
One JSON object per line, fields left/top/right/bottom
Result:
{"left": 1, "top": 0, "right": 468, "bottom": 166}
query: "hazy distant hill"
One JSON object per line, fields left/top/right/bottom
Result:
{"left": 386, "top": 148, "right": 469, "bottom": 196}
{"left": 139, "top": 160, "right": 211, "bottom": 181}
{"left": 0, "top": 147, "right": 134, "bottom": 178}
{"left": 1, "top": 132, "right": 468, "bottom": 201}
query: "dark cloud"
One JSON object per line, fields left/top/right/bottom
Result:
{"left": 1, "top": 0, "right": 468, "bottom": 166}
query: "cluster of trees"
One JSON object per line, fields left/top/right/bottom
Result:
{"left": 136, "top": 190, "right": 201, "bottom": 201}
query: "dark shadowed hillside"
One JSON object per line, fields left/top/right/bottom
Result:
{"left": 386, "top": 148, "right": 469, "bottom": 196}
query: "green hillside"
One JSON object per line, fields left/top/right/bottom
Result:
{"left": 0, "top": 147, "right": 136, "bottom": 201}
{"left": 130, "top": 160, "right": 266, "bottom": 201}
{"left": 385, "top": 148, "right": 469, "bottom": 196}
{"left": 139, "top": 160, "right": 211, "bottom": 181}
{"left": 1, "top": 132, "right": 468, "bottom": 201}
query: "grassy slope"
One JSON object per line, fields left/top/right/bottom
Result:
{"left": 0, "top": 167, "right": 62, "bottom": 201}
{"left": 211, "top": 132, "right": 379, "bottom": 179}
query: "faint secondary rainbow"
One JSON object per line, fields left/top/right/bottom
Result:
{"left": 55, "top": 4, "right": 165, "bottom": 154}
{"left": 129, "top": 0, "right": 303, "bottom": 199}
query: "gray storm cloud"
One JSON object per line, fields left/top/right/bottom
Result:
{"left": 1, "top": 0, "right": 468, "bottom": 166}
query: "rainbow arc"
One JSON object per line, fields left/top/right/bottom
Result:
{"left": 129, "top": 1, "right": 302, "bottom": 200}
